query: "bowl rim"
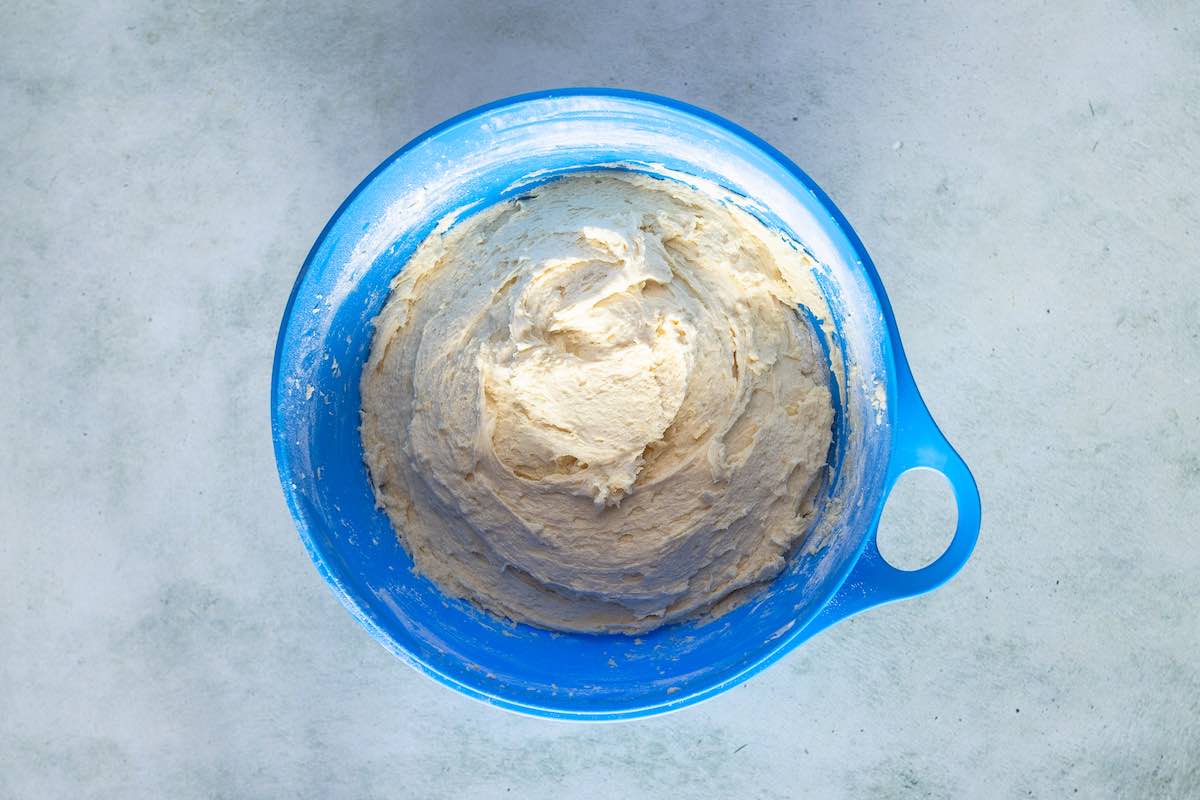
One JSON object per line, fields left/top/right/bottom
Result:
{"left": 271, "top": 87, "right": 910, "bottom": 720}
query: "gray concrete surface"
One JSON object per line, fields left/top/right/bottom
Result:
{"left": 3, "top": 1, "right": 1198, "bottom": 797}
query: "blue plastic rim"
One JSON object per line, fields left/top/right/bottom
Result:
{"left": 271, "top": 89, "right": 981, "bottom": 720}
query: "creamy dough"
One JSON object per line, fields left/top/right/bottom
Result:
{"left": 361, "top": 172, "right": 833, "bottom": 633}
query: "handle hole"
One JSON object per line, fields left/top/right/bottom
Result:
{"left": 876, "top": 467, "right": 957, "bottom": 571}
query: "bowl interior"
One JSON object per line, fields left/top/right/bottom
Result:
{"left": 273, "top": 91, "right": 894, "bottom": 717}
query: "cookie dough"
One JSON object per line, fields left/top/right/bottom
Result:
{"left": 361, "top": 171, "right": 833, "bottom": 633}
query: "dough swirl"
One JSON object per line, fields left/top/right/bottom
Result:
{"left": 361, "top": 172, "right": 833, "bottom": 633}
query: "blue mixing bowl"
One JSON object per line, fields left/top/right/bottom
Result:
{"left": 271, "top": 89, "right": 981, "bottom": 719}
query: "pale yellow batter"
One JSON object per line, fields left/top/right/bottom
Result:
{"left": 361, "top": 172, "right": 833, "bottom": 633}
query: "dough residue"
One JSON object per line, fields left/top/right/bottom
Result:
{"left": 361, "top": 171, "right": 833, "bottom": 633}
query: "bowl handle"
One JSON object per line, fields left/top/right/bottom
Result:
{"left": 802, "top": 363, "right": 981, "bottom": 638}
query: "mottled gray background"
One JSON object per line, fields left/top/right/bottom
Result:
{"left": 3, "top": 1, "right": 1198, "bottom": 797}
